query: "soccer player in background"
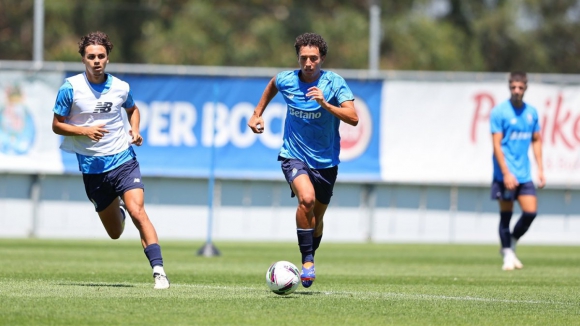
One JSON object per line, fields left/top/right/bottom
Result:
{"left": 248, "top": 33, "right": 359, "bottom": 287}
{"left": 490, "top": 71, "right": 545, "bottom": 271}
{"left": 51, "top": 31, "right": 170, "bottom": 289}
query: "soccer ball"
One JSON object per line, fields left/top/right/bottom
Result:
{"left": 265, "top": 261, "right": 300, "bottom": 295}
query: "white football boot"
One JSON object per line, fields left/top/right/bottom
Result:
{"left": 510, "top": 237, "right": 523, "bottom": 269}
{"left": 501, "top": 248, "right": 516, "bottom": 271}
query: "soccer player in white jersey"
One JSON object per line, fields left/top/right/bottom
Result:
{"left": 490, "top": 72, "right": 545, "bottom": 271}
{"left": 248, "top": 33, "right": 359, "bottom": 288}
{"left": 52, "top": 31, "right": 169, "bottom": 289}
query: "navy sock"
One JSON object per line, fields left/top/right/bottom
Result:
{"left": 297, "top": 229, "right": 314, "bottom": 264}
{"left": 512, "top": 211, "right": 537, "bottom": 240}
{"left": 144, "top": 243, "right": 164, "bottom": 268}
{"left": 313, "top": 235, "right": 322, "bottom": 256}
{"left": 499, "top": 211, "right": 513, "bottom": 248}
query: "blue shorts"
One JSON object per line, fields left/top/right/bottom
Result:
{"left": 279, "top": 156, "right": 338, "bottom": 205}
{"left": 83, "top": 158, "right": 145, "bottom": 212}
{"left": 490, "top": 180, "right": 536, "bottom": 201}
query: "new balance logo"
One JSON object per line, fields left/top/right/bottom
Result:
{"left": 134, "top": 178, "right": 140, "bottom": 183}
{"left": 93, "top": 102, "right": 113, "bottom": 113}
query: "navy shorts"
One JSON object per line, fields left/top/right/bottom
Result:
{"left": 490, "top": 180, "right": 536, "bottom": 201}
{"left": 279, "top": 156, "right": 338, "bottom": 205}
{"left": 83, "top": 158, "right": 145, "bottom": 212}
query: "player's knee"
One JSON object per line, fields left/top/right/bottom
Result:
{"left": 126, "top": 206, "right": 145, "bottom": 221}
{"left": 298, "top": 195, "right": 315, "bottom": 211}
{"left": 107, "top": 229, "right": 122, "bottom": 240}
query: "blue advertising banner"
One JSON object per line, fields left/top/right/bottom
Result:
{"left": 61, "top": 73, "right": 382, "bottom": 181}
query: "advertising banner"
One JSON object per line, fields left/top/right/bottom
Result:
{"left": 4, "top": 70, "right": 579, "bottom": 187}
{"left": 59, "top": 73, "right": 382, "bottom": 181}
{"left": 381, "top": 81, "right": 580, "bottom": 186}
{"left": 0, "top": 71, "right": 64, "bottom": 173}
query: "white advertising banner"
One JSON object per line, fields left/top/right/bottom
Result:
{"left": 381, "top": 81, "right": 580, "bottom": 187}
{"left": 0, "top": 71, "right": 65, "bottom": 173}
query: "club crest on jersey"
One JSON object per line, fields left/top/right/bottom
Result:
{"left": 93, "top": 102, "right": 113, "bottom": 113}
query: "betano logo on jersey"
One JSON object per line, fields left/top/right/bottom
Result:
{"left": 289, "top": 107, "right": 322, "bottom": 119}
{"left": 509, "top": 131, "right": 532, "bottom": 140}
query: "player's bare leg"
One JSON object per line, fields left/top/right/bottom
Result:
{"left": 517, "top": 195, "right": 537, "bottom": 215}
{"left": 312, "top": 201, "right": 328, "bottom": 256}
{"left": 97, "top": 197, "right": 126, "bottom": 239}
{"left": 292, "top": 174, "right": 316, "bottom": 229}
{"left": 313, "top": 202, "right": 327, "bottom": 237}
{"left": 291, "top": 174, "right": 317, "bottom": 287}
{"left": 122, "top": 188, "right": 158, "bottom": 247}
{"left": 122, "top": 188, "right": 169, "bottom": 289}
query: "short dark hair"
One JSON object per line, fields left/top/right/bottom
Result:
{"left": 509, "top": 71, "right": 527, "bottom": 84}
{"left": 78, "top": 31, "right": 113, "bottom": 57}
{"left": 294, "top": 33, "right": 328, "bottom": 57}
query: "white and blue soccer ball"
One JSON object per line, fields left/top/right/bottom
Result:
{"left": 266, "top": 261, "right": 300, "bottom": 295}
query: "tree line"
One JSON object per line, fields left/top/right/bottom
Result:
{"left": 1, "top": 0, "right": 580, "bottom": 73}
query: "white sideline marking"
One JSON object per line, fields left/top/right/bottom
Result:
{"left": 1, "top": 281, "right": 571, "bottom": 306}
{"left": 171, "top": 283, "right": 570, "bottom": 305}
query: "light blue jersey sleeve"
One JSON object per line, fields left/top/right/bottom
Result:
{"left": 53, "top": 81, "right": 74, "bottom": 117}
{"left": 123, "top": 89, "right": 135, "bottom": 109}
{"left": 334, "top": 75, "right": 355, "bottom": 105}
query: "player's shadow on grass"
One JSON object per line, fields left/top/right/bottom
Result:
{"left": 294, "top": 291, "right": 323, "bottom": 296}
{"left": 59, "top": 282, "right": 134, "bottom": 288}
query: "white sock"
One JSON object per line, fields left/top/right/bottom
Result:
{"left": 153, "top": 265, "right": 166, "bottom": 276}
{"left": 502, "top": 248, "right": 515, "bottom": 257}
{"left": 510, "top": 236, "right": 518, "bottom": 252}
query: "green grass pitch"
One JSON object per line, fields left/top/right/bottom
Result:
{"left": 0, "top": 239, "right": 578, "bottom": 325}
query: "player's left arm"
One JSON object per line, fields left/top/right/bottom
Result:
{"left": 306, "top": 86, "right": 358, "bottom": 126}
{"left": 125, "top": 105, "right": 143, "bottom": 146}
{"left": 531, "top": 131, "right": 545, "bottom": 188}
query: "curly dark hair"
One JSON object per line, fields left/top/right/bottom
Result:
{"left": 294, "top": 33, "right": 328, "bottom": 57}
{"left": 78, "top": 31, "right": 113, "bottom": 57}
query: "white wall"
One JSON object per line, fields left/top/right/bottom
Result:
{"left": 2, "top": 174, "right": 580, "bottom": 244}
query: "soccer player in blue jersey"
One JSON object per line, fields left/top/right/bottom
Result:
{"left": 51, "top": 31, "right": 170, "bottom": 289}
{"left": 490, "top": 71, "right": 545, "bottom": 271}
{"left": 248, "top": 33, "right": 359, "bottom": 288}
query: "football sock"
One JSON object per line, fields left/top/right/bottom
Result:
{"left": 499, "top": 211, "right": 513, "bottom": 248}
{"left": 512, "top": 211, "right": 537, "bottom": 240}
{"left": 152, "top": 265, "right": 166, "bottom": 276}
{"left": 297, "top": 228, "right": 314, "bottom": 263}
{"left": 313, "top": 234, "right": 322, "bottom": 256}
{"left": 144, "top": 243, "right": 164, "bottom": 269}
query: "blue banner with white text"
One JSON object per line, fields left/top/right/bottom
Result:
{"left": 61, "top": 73, "right": 382, "bottom": 181}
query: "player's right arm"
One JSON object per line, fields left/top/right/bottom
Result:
{"left": 490, "top": 108, "right": 518, "bottom": 190}
{"left": 52, "top": 114, "right": 108, "bottom": 141}
{"left": 492, "top": 132, "right": 518, "bottom": 190}
{"left": 248, "top": 77, "right": 278, "bottom": 134}
{"left": 51, "top": 81, "right": 108, "bottom": 141}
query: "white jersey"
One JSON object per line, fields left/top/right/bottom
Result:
{"left": 60, "top": 74, "right": 131, "bottom": 156}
